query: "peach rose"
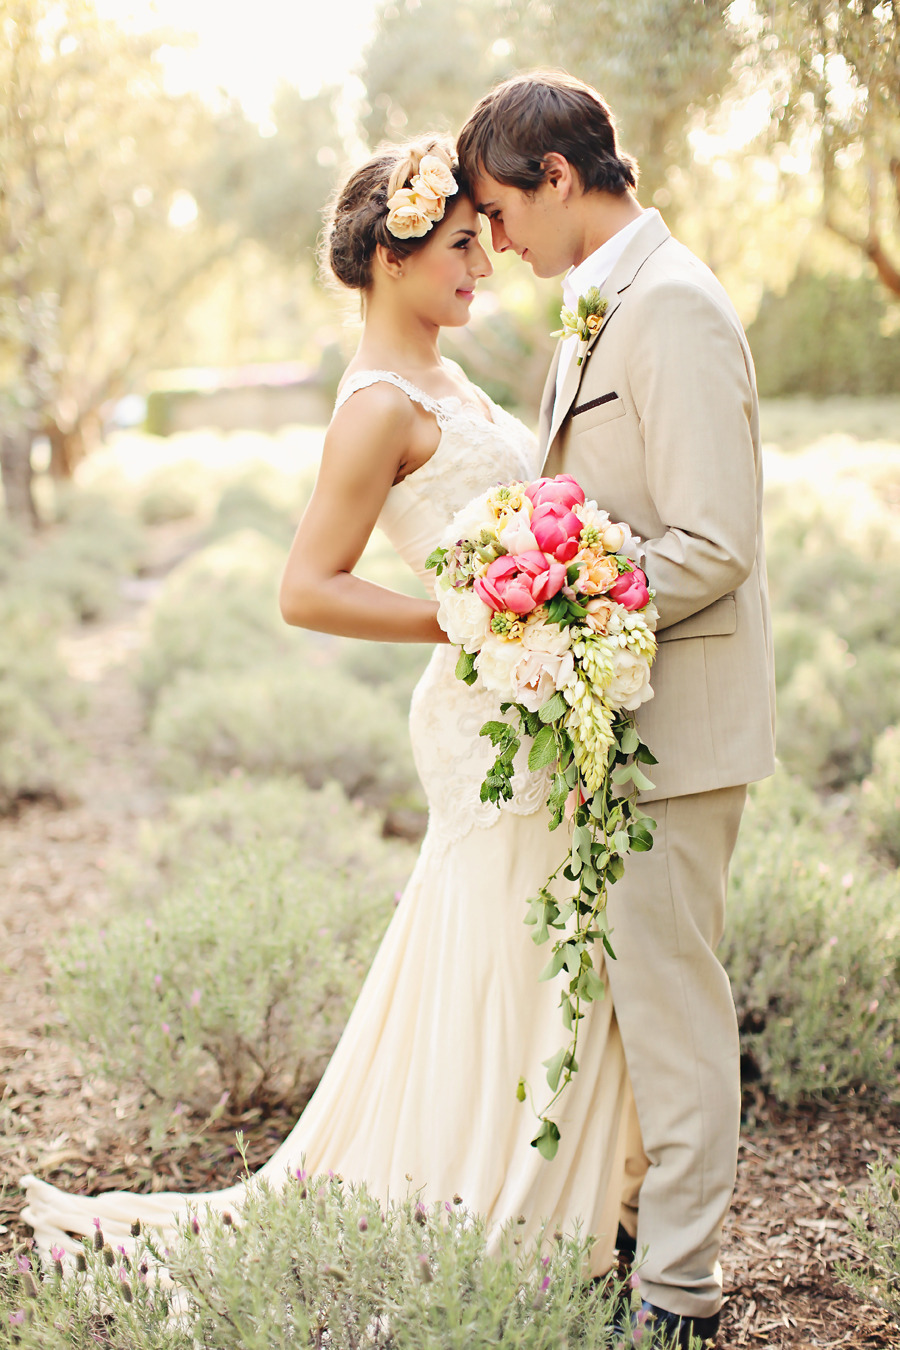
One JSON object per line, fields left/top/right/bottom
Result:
{"left": 386, "top": 189, "right": 435, "bottom": 238}
{"left": 577, "top": 550, "right": 620, "bottom": 595}
{"left": 415, "top": 155, "right": 459, "bottom": 200}
{"left": 582, "top": 597, "right": 620, "bottom": 635}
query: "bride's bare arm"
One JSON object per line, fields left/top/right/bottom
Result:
{"left": 279, "top": 386, "right": 448, "bottom": 643}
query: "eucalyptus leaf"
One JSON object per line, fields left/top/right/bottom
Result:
{"left": 532, "top": 1119, "right": 561, "bottom": 1160}
{"left": 539, "top": 947, "right": 566, "bottom": 982}
{"left": 618, "top": 725, "right": 640, "bottom": 755}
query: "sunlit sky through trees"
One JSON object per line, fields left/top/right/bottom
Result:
{"left": 95, "top": 0, "right": 381, "bottom": 123}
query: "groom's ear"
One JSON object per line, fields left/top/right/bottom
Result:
{"left": 540, "top": 153, "right": 577, "bottom": 201}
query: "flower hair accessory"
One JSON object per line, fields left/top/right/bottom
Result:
{"left": 386, "top": 154, "right": 459, "bottom": 240}
{"left": 552, "top": 286, "right": 609, "bottom": 366}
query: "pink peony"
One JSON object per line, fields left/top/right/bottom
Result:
{"left": 530, "top": 502, "right": 582, "bottom": 562}
{"left": 525, "top": 474, "right": 585, "bottom": 511}
{"left": 474, "top": 552, "right": 567, "bottom": 615}
{"left": 608, "top": 566, "right": 650, "bottom": 611}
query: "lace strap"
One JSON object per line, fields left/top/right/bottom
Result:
{"left": 334, "top": 370, "right": 451, "bottom": 421}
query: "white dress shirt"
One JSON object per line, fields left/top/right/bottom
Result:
{"left": 554, "top": 209, "right": 659, "bottom": 408}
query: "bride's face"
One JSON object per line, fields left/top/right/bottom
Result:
{"left": 394, "top": 196, "right": 493, "bottom": 326}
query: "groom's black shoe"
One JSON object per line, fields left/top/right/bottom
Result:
{"left": 636, "top": 1300, "right": 719, "bottom": 1348}
{"left": 615, "top": 1221, "right": 637, "bottom": 1267}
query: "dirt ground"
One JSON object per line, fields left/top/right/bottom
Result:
{"left": 0, "top": 600, "right": 897, "bottom": 1349}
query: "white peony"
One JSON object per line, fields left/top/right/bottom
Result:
{"left": 521, "top": 612, "right": 573, "bottom": 657}
{"left": 436, "top": 583, "right": 492, "bottom": 654}
{"left": 444, "top": 491, "right": 495, "bottom": 545}
{"left": 475, "top": 634, "right": 521, "bottom": 699}
{"left": 604, "top": 648, "right": 654, "bottom": 711}
{"left": 513, "top": 647, "right": 575, "bottom": 712}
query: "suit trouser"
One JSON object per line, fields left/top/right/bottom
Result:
{"left": 605, "top": 784, "right": 747, "bottom": 1320}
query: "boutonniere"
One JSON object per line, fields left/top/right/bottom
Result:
{"left": 551, "top": 286, "right": 609, "bottom": 366}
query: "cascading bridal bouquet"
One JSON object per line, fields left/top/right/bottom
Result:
{"left": 426, "top": 474, "right": 658, "bottom": 1160}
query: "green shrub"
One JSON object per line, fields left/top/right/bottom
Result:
{"left": 0, "top": 1175, "right": 640, "bottom": 1349}
{"left": 0, "top": 594, "right": 80, "bottom": 811}
{"left": 765, "top": 485, "right": 900, "bottom": 788}
{"left": 205, "top": 471, "right": 303, "bottom": 548}
{"left": 861, "top": 726, "right": 900, "bottom": 866}
{"left": 51, "top": 783, "right": 408, "bottom": 1117}
{"left": 837, "top": 1152, "right": 900, "bottom": 1324}
{"left": 723, "top": 770, "right": 900, "bottom": 1105}
{"left": 136, "top": 530, "right": 296, "bottom": 704}
{"left": 149, "top": 659, "right": 422, "bottom": 810}
{"left": 747, "top": 271, "right": 900, "bottom": 398}
{"left": 15, "top": 489, "right": 146, "bottom": 622}
{"left": 333, "top": 637, "right": 431, "bottom": 711}
{"left": 136, "top": 467, "right": 204, "bottom": 525}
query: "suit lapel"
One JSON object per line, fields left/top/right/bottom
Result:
{"left": 540, "top": 211, "right": 672, "bottom": 469}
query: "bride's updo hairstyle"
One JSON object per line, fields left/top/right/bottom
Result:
{"left": 325, "top": 136, "right": 465, "bottom": 292}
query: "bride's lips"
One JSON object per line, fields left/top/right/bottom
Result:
{"left": 456, "top": 288, "right": 475, "bottom": 300}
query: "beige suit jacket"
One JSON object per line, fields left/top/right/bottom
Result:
{"left": 539, "top": 212, "right": 776, "bottom": 802}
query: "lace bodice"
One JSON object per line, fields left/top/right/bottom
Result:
{"left": 335, "top": 369, "right": 538, "bottom": 598}
{"left": 334, "top": 369, "right": 550, "bottom": 847}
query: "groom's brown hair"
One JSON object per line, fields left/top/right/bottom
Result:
{"left": 457, "top": 71, "right": 637, "bottom": 196}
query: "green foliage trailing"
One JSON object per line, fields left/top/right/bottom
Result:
{"left": 722, "top": 771, "right": 900, "bottom": 1105}
{"left": 51, "top": 781, "right": 410, "bottom": 1119}
{"left": 0, "top": 1173, "right": 648, "bottom": 1348}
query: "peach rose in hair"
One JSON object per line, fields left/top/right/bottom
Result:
{"left": 386, "top": 188, "right": 435, "bottom": 238}
{"left": 416, "top": 154, "right": 458, "bottom": 200}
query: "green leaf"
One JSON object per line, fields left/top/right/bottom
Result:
{"left": 538, "top": 691, "right": 567, "bottom": 724}
{"left": 425, "top": 546, "right": 447, "bottom": 573}
{"left": 516, "top": 1077, "right": 526, "bottom": 1103}
{"left": 613, "top": 829, "right": 630, "bottom": 855}
{"left": 543, "top": 1045, "right": 568, "bottom": 1092}
{"left": 608, "top": 855, "right": 625, "bottom": 882}
{"left": 618, "top": 726, "right": 640, "bottom": 755}
{"left": 573, "top": 823, "right": 593, "bottom": 863}
{"left": 602, "top": 932, "right": 617, "bottom": 960}
{"left": 636, "top": 743, "right": 659, "bottom": 765}
{"left": 480, "top": 719, "right": 511, "bottom": 745}
{"left": 630, "top": 765, "right": 656, "bottom": 793}
{"left": 611, "top": 763, "right": 635, "bottom": 786}
{"left": 528, "top": 724, "right": 559, "bottom": 771}
{"left": 580, "top": 964, "right": 605, "bottom": 1002}
{"left": 455, "top": 649, "right": 476, "bottom": 682}
{"left": 532, "top": 1119, "right": 561, "bottom": 1161}
{"left": 539, "top": 947, "right": 566, "bottom": 982}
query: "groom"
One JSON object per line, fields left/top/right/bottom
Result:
{"left": 458, "top": 73, "right": 776, "bottom": 1346}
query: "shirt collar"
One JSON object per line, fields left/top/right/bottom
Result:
{"left": 562, "top": 209, "right": 658, "bottom": 311}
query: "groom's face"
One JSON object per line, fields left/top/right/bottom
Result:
{"left": 471, "top": 171, "right": 575, "bottom": 279}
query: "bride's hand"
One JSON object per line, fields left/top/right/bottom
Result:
{"left": 280, "top": 383, "right": 448, "bottom": 644}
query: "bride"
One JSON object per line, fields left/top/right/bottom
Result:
{"left": 22, "top": 137, "right": 637, "bottom": 1279}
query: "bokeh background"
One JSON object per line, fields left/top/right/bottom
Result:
{"left": 2, "top": 2, "right": 900, "bottom": 1341}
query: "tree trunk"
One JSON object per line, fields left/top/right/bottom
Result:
{"left": 0, "top": 428, "right": 39, "bottom": 529}
{"left": 46, "top": 420, "right": 86, "bottom": 479}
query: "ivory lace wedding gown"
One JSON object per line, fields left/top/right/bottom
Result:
{"left": 23, "top": 372, "right": 634, "bottom": 1277}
